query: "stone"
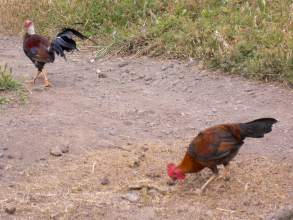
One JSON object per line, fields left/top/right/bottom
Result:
{"left": 50, "top": 146, "right": 62, "bottom": 157}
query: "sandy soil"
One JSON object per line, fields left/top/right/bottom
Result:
{"left": 0, "top": 35, "right": 293, "bottom": 219}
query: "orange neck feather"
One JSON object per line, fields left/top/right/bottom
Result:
{"left": 177, "top": 153, "right": 204, "bottom": 174}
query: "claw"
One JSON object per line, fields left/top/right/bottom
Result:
{"left": 44, "top": 80, "right": 52, "bottom": 87}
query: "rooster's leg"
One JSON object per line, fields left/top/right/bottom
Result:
{"left": 222, "top": 163, "right": 230, "bottom": 181}
{"left": 42, "top": 71, "right": 52, "bottom": 87}
{"left": 196, "top": 174, "right": 218, "bottom": 195}
{"left": 196, "top": 166, "right": 219, "bottom": 195}
{"left": 26, "top": 71, "right": 41, "bottom": 84}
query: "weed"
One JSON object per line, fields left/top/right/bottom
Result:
{"left": 0, "top": 64, "right": 27, "bottom": 105}
{"left": 0, "top": 64, "right": 20, "bottom": 91}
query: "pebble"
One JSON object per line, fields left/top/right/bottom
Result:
{"left": 5, "top": 206, "right": 16, "bottom": 215}
{"left": 122, "top": 191, "right": 140, "bottom": 203}
{"left": 129, "top": 160, "right": 140, "bottom": 168}
{"left": 61, "top": 145, "right": 69, "bottom": 154}
{"left": 100, "top": 177, "right": 110, "bottom": 185}
{"left": 118, "top": 62, "right": 129, "bottom": 67}
{"left": 7, "top": 155, "right": 14, "bottom": 159}
{"left": 98, "top": 73, "right": 107, "bottom": 78}
{"left": 50, "top": 146, "right": 62, "bottom": 157}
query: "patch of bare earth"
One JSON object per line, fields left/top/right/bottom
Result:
{"left": 0, "top": 36, "right": 293, "bottom": 219}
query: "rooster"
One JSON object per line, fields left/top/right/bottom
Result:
{"left": 167, "top": 118, "right": 277, "bottom": 194}
{"left": 23, "top": 19, "right": 94, "bottom": 87}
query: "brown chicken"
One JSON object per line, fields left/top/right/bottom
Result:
{"left": 167, "top": 118, "right": 277, "bottom": 193}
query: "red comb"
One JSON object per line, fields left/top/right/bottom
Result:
{"left": 167, "top": 163, "right": 176, "bottom": 177}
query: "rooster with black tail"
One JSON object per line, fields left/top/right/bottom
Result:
{"left": 23, "top": 19, "right": 95, "bottom": 87}
{"left": 167, "top": 118, "right": 278, "bottom": 194}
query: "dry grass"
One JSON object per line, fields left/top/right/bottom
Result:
{"left": 0, "top": 142, "right": 292, "bottom": 219}
{"left": 0, "top": 0, "right": 43, "bottom": 34}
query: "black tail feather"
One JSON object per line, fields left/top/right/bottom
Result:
{"left": 240, "top": 118, "right": 278, "bottom": 138}
{"left": 51, "top": 28, "right": 97, "bottom": 59}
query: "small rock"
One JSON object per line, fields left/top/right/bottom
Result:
{"left": 89, "top": 58, "right": 95, "bottom": 63}
{"left": 96, "top": 69, "right": 101, "bottom": 74}
{"left": 7, "top": 155, "right": 14, "bottom": 159}
{"left": 2, "top": 147, "right": 8, "bottom": 151}
{"left": 98, "top": 73, "right": 107, "bottom": 78}
{"left": 61, "top": 146, "right": 69, "bottom": 154}
{"left": 0, "top": 153, "right": 4, "bottom": 158}
{"left": 118, "top": 62, "right": 129, "bottom": 67}
{"left": 145, "top": 77, "right": 153, "bottom": 81}
{"left": 50, "top": 146, "right": 62, "bottom": 157}
{"left": 122, "top": 191, "right": 140, "bottom": 203}
{"left": 39, "top": 157, "right": 46, "bottom": 161}
{"left": 100, "top": 177, "right": 110, "bottom": 185}
{"left": 243, "top": 201, "right": 250, "bottom": 206}
{"left": 129, "top": 160, "right": 140, "bottom": 168}
{"left": 5, "top": 206, "right": 16, "bottom": 215}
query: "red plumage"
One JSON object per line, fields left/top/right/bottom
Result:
{"left": 167, "top": 118, "right": 277, "bottom": 193}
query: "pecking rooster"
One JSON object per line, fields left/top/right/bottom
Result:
{"left": 167, "top": 118, "right": 277, "bottom": 194}
{"left": 23, "top": 19, "right": 94, "bottom": 87}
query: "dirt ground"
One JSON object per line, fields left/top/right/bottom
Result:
{"left": 0, "top": 35, "right": 293, "bottom": 219}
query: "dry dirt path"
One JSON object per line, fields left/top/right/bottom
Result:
{"left": 0, "top": 36, "right": 292, "bottom": 219}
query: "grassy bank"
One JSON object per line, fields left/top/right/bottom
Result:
{"left": 1, "top": 0, "right": 293, "bottom": 84}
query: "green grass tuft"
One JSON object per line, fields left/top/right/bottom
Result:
{"left": 0, "top": 64, "right": 27, "bottom": 105}
{"left": 0, "top": 64, "right": 21, "bottom": 91}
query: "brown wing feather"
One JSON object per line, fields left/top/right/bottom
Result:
{"left": 190, "top": 124, "right": 243, "bottom": 161}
